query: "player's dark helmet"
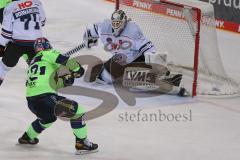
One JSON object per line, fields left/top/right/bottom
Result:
{"left": 111, "top": 10, "right": 128, "bottom": 36}
{"left": 34, "top": 37, "right": 52, "bottom": 53}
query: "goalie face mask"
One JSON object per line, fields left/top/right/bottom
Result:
{"left": 34, "top": 37, "right": 52, "bottom": 53}
{"left": 111, "top": 10, "right": 127, "bottom": 36}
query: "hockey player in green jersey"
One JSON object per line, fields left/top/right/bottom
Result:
{"left": 18, "top": 37, "right": 98, "bottom": 155}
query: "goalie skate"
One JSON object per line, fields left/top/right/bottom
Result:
{"left": 178, "top": 87, "right": 189, "bottom": 97}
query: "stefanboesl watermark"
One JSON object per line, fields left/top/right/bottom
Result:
{"left": 118, "top": 109, "right": 192, "bottom": 122}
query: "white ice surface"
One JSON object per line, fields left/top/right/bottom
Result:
{"left": 0, "top": 0, "right": 240, "bottom": 160}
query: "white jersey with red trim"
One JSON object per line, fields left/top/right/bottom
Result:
{"left": 0, "top": 0, "right": 46, "bottom": 46}
{"left": 88, "top": 19, "right": 156, "bottom": 65}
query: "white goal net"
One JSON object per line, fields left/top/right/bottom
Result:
{"left": 116, "top": 0, "right": 240, "bottom": 96}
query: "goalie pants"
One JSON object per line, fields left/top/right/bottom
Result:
{"left": 26, "top": 93, "right": 87, "bottom": 140}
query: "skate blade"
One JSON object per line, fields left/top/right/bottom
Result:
{"left": 75, "top": 149, "right": 99, "bottom": 155}
{"left": 15, "top": 143, "right": 38, "bottom": 147}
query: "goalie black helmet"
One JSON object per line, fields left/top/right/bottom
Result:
{"left": 111, "top": 10, "right": 128, "bottom": 36}
{"left": 34, "top": 37, "right": 52, "bottom": 53}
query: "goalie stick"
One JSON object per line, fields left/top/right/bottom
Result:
{"left": 63, "top": 43, "right": 85, "bottom": 57}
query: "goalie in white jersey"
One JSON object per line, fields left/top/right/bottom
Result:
{"left": 0, "top": 0, "right": 46, "bottom": 85}
{"left": 83, "top": 10, "right": 186, "bottom": 96}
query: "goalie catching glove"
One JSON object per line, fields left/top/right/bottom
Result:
{"left": 59, "top": 74, "right": 75, "bottom": 87}
{"left": 72, "top": 65, "right": 85, "bottom": 78}
{"left": 83, "top": 29, "right": 98, "bottom": 48}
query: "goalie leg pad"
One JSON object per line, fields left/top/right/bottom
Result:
{"left": 86, "top": 54, "right": 152, "bottom": 83}
{"left": 104, "top": 54, "right": 151, "bottom": 80}
{"left": 161, "top": 74, "right": 183, "bottom": 87}
{"left": 122, "top": 65, "right": 183, "bottom": 94}
{"left": 150, "top": 63, "right": 169, "bottom": 78}
{"left": 144, "top": 52, "right": 168, "bottom": 66}
{"left": 99, "top": 69, "right": 113, "bottom": 84}
{"left": 103, "top": 55, "right": 126, "bottom": 79}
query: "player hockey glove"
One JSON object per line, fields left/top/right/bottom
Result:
{"left": 83, "top": 29, "right": 98, "bottom": 48}
{"left": 0, "top": 45, "right": 5, "bottom": 57}
{"left": 59, "top": 74, "right": 75, "bottom": 87}
{"left": 71, "top": 65, "right": 85, "bottom": 78}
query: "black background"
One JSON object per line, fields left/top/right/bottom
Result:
{"left": 200, "top": 0, "right": 240, "bottom": 23}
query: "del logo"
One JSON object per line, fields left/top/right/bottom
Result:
{"left": 18, "top": 1, "right": 33, "bottom": 9}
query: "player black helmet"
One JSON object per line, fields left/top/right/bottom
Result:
{"left": 111, "top": 10, "right": 128, "bottom": 36}
{"left": 34, "top": 37, "right": 52, "bottom": 53}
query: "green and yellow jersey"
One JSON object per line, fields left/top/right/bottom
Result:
{"left": 26, "top": 49, "right": 81, "bottom": 97}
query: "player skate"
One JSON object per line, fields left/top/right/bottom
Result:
{"left": 75, "top": 137, "right": 98, "bottom": 155}
{"left": 18, "top": 132, "right": 39, "bottom": 145}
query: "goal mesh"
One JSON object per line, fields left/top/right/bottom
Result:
{"left": 116, "top": 0, "right": 240, "bottom": 96}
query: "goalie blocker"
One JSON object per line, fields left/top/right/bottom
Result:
{"left": 86, "top": 52, "right": 187, "bottom": 96}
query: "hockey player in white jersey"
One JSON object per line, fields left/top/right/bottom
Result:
{"left": 0, "top": 0, "right": 46, "bottom": 85}
{"left": 83, "top": 10, "right": 186, "bottom": 96}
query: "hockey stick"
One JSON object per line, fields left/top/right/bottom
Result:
{"left": 63, "top": 43, "right": 85, "bottom": 57}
